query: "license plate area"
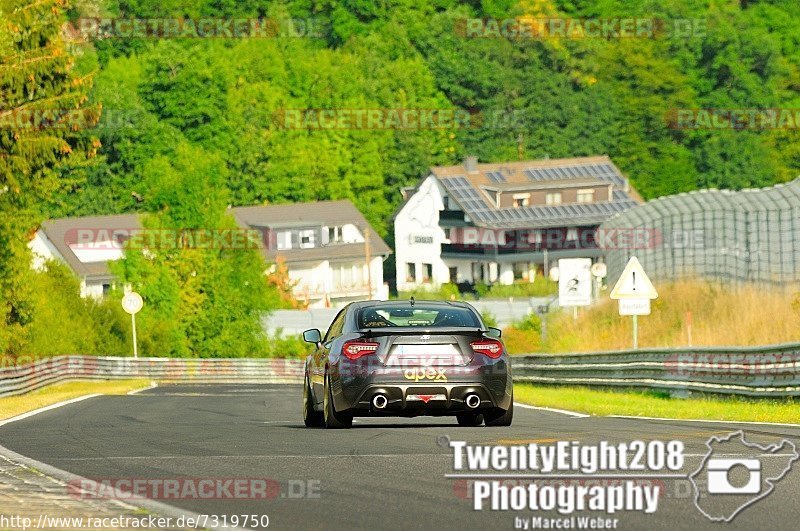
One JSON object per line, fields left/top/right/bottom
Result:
{"left": 406, "top": 393, "right": 447, "bottom": 404}
{"left": 387, "top": 344, "right": 463, "bottom": 366}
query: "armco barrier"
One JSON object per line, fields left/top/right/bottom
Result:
{"left": 510, "top": 342, "right": 800, "bottom": 397}
{"left": 0, "top": 356, "right": 304, "bottom": 397}
{"left": 4, "top": 344, "right": 800, "bottom": 398}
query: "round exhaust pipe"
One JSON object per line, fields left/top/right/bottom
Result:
{"left": 372, "top": 394, "right": 388, "bottom": 410}
{"left": 465, "top": 394, "right": 481, "bottom": 409}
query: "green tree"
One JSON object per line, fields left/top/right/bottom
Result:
{"left": 111, "top": 144, "right": 281, "bottom": 357}
{"left": 0, "top": 0, "right": 98, "bottom": 354}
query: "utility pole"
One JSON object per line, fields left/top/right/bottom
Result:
{"left": 364, "top": 225, "right": 373, "bottom": 299}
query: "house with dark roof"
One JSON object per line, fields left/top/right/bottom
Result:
{"left": 393, "top": 155, "right": 642, "bottom": 290}
{"left": 229, "top": 200, "right": 391, "bottom": 307}
{"left": 29, "top": 200, "right": 391, "bottom": 307}
{"left": 29, "top": 214, "right": 142, "bottom": 298}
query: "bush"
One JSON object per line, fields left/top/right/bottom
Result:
{"left": 26, "top": 262, "right": 129, "bottom": 357}
{"left": 397, "top": 282, "right": 461, "bottom": 301}
{"left": 502, "top": 312, "right": 543, "bottom": 354}
{"left": 514, "top": 312, "right": 542, "bottom": 332}
{"left": 481, "top": 311, "right": 498, "bottom": 328}
{"left": 486, "top": 279, "right": 558, "bottom": 298}
{"left": 263, "top": 330, "right": 313, "bottom": 358}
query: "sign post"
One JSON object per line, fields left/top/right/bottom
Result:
{"left": 121, "top": 292, "right": 144, "bottom": 358}
{"left": 610, "top": 257, "right": 658, "bottom": 349}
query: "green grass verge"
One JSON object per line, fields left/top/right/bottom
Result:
{"left": 0, "top": 379, "right": 151, "bottom": 420}
{"left": 514, "top": 383, "right": 800, "bottom": 424}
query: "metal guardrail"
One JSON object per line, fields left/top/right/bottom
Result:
{"left": 0, "top": 356, "right": 304, "bottom": 398}
{"left": 4, "top": 343, "right": 800, "bottom": 399}
{"left": 510, "top": 342, "right": 800, "bottom": 397}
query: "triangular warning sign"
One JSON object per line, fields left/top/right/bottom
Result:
{"left": 610, "top": 257, "right": 658, "bottom": 299}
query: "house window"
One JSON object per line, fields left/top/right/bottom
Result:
{"left": 472, "top": 262, "right": 484, "bottom": 282}
{"left": 406, "top": 263, "right": 416, "bottom": 283}
{"left": 449, "top": 266, "right": 458, "bottom": 283}
{"left": 276, "top": 231, "right": 292, "bottom": 250}
{"left": 422, "top": 263, "right": 433, "bottom": 283}
{"left": 545, "top": 192, "right": 562, "bottom": 206}
{"left": 513, "top": 262, "right": 529, "bottom": 281}
{"left": 327, "top": 226, "right": 341, "bottom": 244}
{"left": 299, "top": 229, "right": 315, "bottom": 249}
{"left": 443, "top": 196, "right": 450, "bottom": 210}
{"left": 443, "top": 228, "right": 452, "bottom": 241}
{"left": 513, "top": 193, "right": 530, "bottom": 208}
{"left": 577, "top": 189, "right": 595, "bottom": 203}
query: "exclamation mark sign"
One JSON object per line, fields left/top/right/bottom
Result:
{"left": 632, "top": 271, "right": 636, "bottom": 291}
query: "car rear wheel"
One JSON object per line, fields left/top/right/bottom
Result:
{"left": 323, "top": 372, "right": 353, "bottom": 429}
{"left": 456, "top": 412, "right": 484, "bottom": 426}
{"left": 484, "top": 398, "right": 514, "bottom": 427}
{"left": 303, "top": 371, "right": 324, "bottom": 427}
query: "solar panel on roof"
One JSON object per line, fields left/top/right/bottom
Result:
{"left": 487, "top": 171, "right": 506, "bottom": 183}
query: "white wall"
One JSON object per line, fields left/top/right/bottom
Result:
{"left": 28, "top": 231, "right": 61, "bottom": 272}
{"left": 341, "top": 224, "right": 365, "bottom": 244}
{"left": 394, "top": 175, "right": 450, "bottom": 291}
{"left": 288, "top": 255, "right": 386, "bottom": 308}
{"left": 499, "top": 263, "right": 514, "bottom": 285}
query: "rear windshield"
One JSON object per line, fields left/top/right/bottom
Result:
{"left": 357, "top": 305, "right": 480, "bottom": 328}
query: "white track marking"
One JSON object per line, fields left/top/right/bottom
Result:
{"left": 514, "top": 402, "right": 590, "bottom": 418}
{"left": 0, "top": 394, "right": 102, "bottom": 427}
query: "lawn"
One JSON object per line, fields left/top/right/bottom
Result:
{"left": 0, "top": 379, "right": 152, "bottom": 420}
{"left": 514, "top": 383, "right": 800, "bottom": 424}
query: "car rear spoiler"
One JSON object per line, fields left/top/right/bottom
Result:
{"left": 359, "top": 327, "right": 488, "bottom": 338}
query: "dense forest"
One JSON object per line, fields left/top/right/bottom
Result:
{"left": 2, "top": 0, "right": 799, "bottom": 356}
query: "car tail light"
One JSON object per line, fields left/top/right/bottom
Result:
{"left": 342, "top": 341, "right": 379, "bottom": 360}
{"left": 470, "top": 339, "right": 504, "bottom": 359}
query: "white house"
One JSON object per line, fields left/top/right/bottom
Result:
{"left": 230, "top": 200, "right": 391, "bottom": 307}
{"left": 29, "top": 200, "right": 391, "bottom": 307}
{"left": 28, "top": 214, "right": 140, "bottom": 298}
{"left": 393, "top": 155, "right": 642, "bottom": 292}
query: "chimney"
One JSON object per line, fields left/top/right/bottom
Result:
{"left": 464, "top": 155, "right": 478, "bottom": 173}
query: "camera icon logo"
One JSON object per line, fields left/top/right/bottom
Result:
{"left": 690, "top": 431, "right": 798, "bottom": 522}
{"left": 706, "top": 458, "right": 761, "bottom": 494}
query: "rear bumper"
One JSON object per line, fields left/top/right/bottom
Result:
{"left": 330, "top": 361, "right": 512, "bottom": 415}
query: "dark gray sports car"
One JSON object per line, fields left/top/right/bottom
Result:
{"left": 301, "top": 300, "right": 513, "bottom": 428}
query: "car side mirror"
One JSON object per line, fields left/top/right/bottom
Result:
{"left": 486, "top": 327, "right": 502, "bottom": 339}
{"left": 302, "top": 329, "right": 322, "bottom": 344}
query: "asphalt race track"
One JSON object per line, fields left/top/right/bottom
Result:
{"left": 2, "top": 384, "right": 800, "bottom": 530}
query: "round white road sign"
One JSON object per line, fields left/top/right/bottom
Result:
{"left": 122, "top": 292, "right": 144, "bottom": 315}
{"left": 591, "top": 262, "right": 607, "bottom": 278}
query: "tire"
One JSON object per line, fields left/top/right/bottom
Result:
{"left": 323, "top": 372, "right": 353, "bottom": 429}
{"left": 456, "top": 412, "right": 484, "bottom": 426}
{"left": 303, "top": 371, "right": 323, "bottom": 427}
{"left": 484, "top": 398, "right": 513, "bottom": 427}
